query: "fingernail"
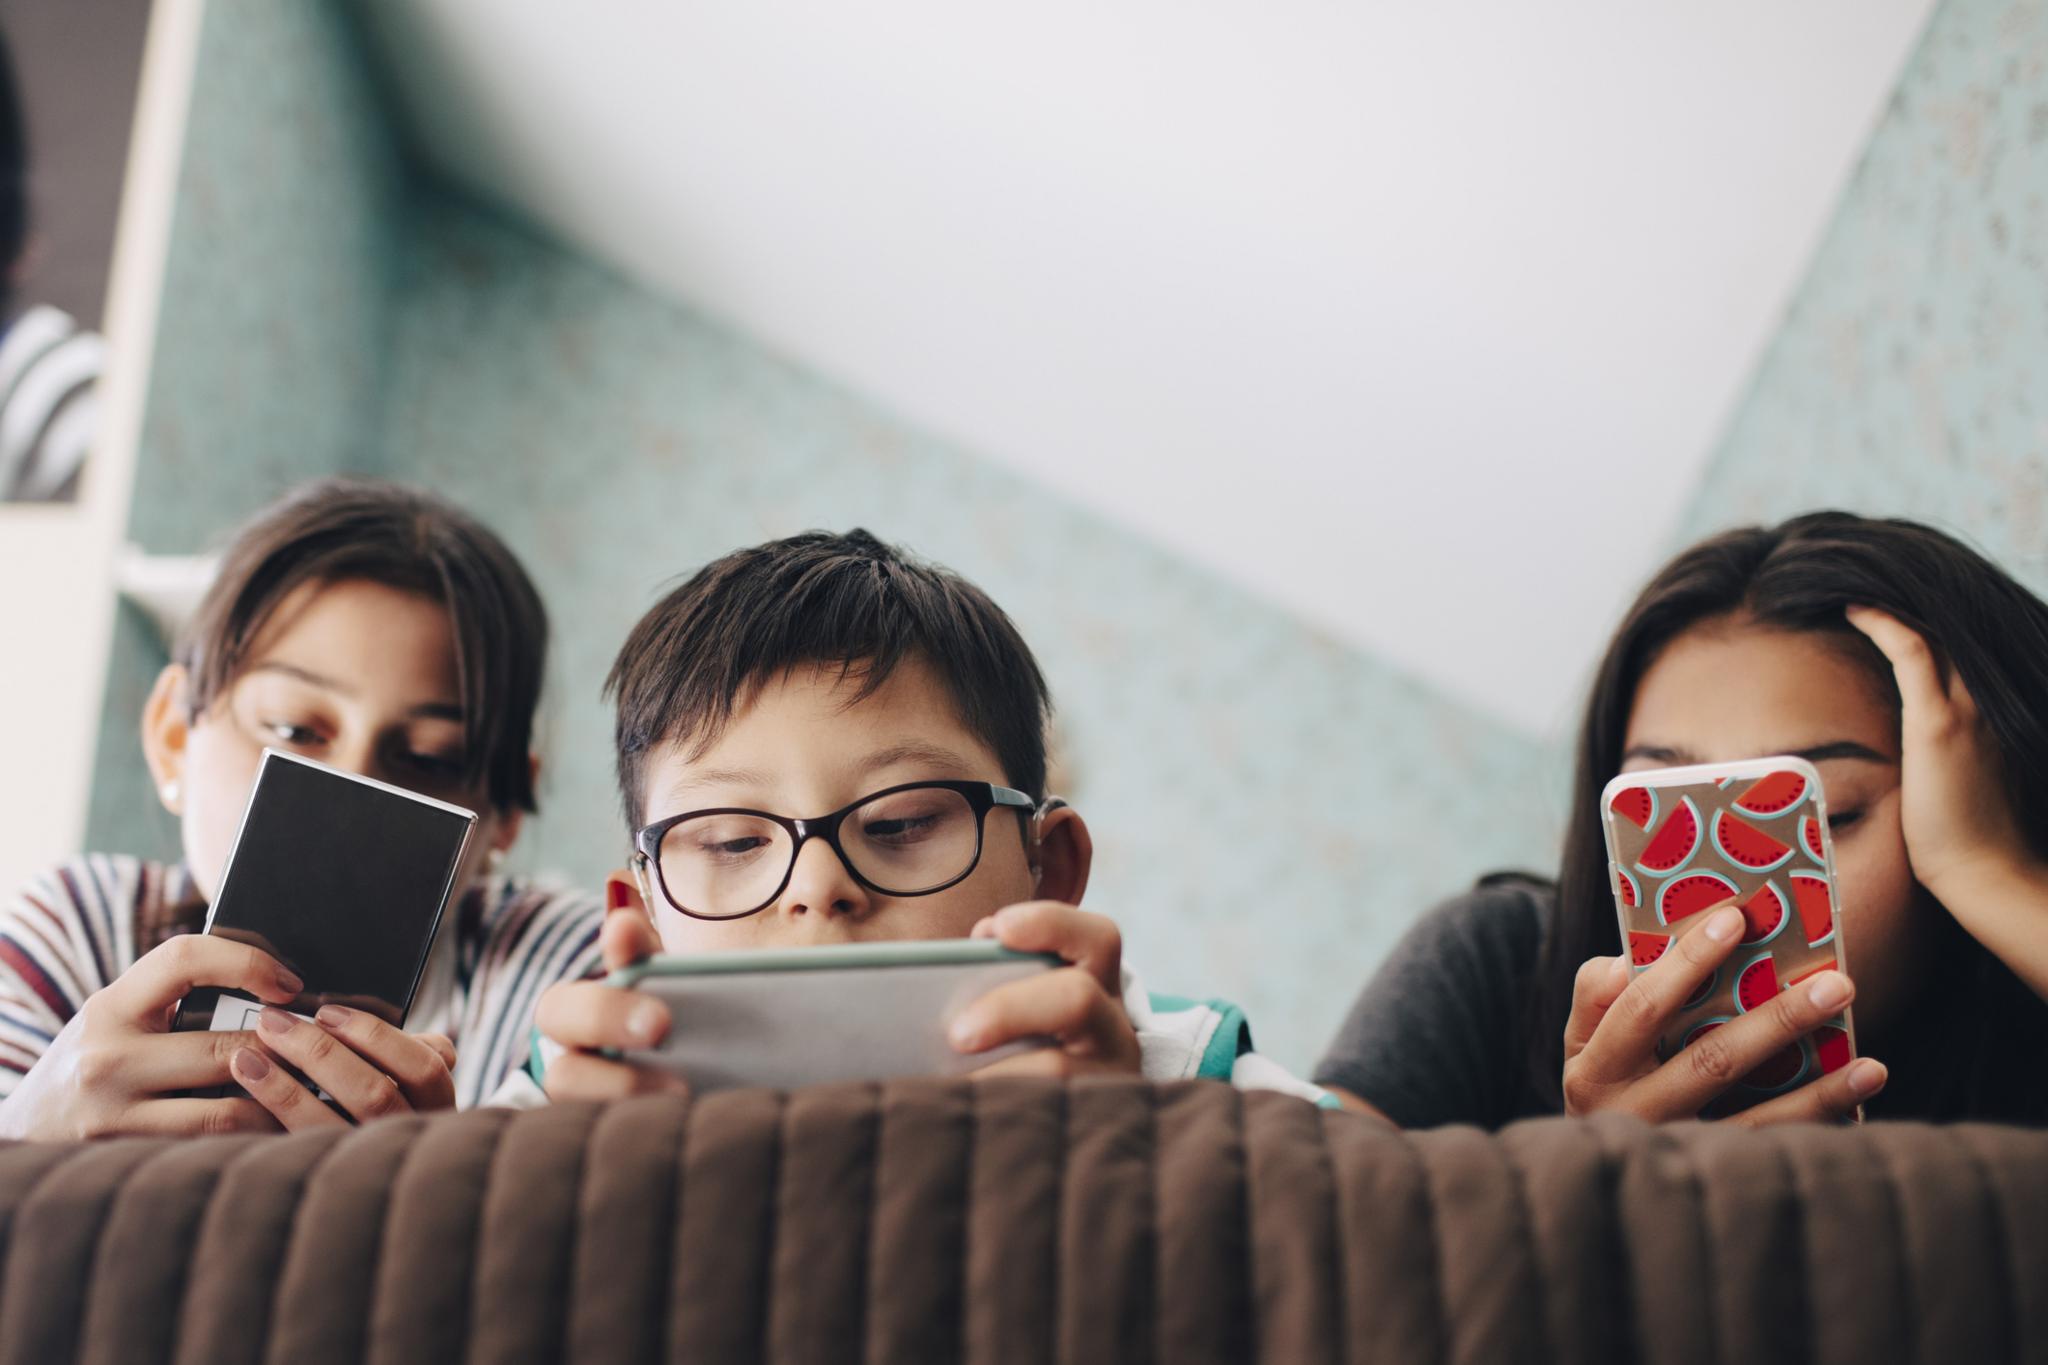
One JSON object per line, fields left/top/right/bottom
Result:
{"left": 607, "top": 881, "right": 630, "bottom": 910}
{"left": 629, "top": 1000, "right": 666, "bottom": 1045}
{"left": 1848, "top": 1057, "right": 1887, "bottom": 1097}
{"left": 315, "top": 1005, "right": 351, "bottom": 1028}
{"left": 234, "top": 1047, "right": 272, "bottom": 1081}
{"left": 1807, "top": 972, "right": 1853, "bottom": 1011}
{"left": 949, "top": 1015, "right": 982, "bottom": 1050}
{"left": 257, "top": 1007, "right": 294, "bottom": 1036}
{"left": 274, "top": 966, "right": 305, "bottom": 997}
{"left": 1704, "top": 907, "right": 1743, "bottom": 942}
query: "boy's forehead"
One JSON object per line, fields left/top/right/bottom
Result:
{"left": 640, "top": 657, "right": 1004, "bottom": 809}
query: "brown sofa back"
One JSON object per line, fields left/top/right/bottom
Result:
{"left": 1, "top": 1079, "right": 2043, "bottom": 1364}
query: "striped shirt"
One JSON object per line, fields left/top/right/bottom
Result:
{"left": 0, "top": 853, "right": 602, "bottom": 1110}
{"left": 0, "top": 305, "right": 103, "bottom": 502}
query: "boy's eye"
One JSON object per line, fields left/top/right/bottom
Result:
{"left": 862, "top": 813, "right": 941, "bottom": 843}
{"left": 676, "top": 817, "right": 781, "bottom": 863}
{"left": 1830, "top": 809, "right": 1864, "bottom": 830}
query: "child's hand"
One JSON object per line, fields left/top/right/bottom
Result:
{"left": 1560, "top": 904, "right": 1886, "bottom": 1125}
{"left": 0, "top": 933, "right": 298, "bottom": 1140}
{"left": 950, "top": 902, "right": 1143, "bottom": 1077}
{"left": 533, "top": 882, "right": 688, "bottom": 1101}
{"left": 227, "top": 1008, "right": 458, "bottom": 1131}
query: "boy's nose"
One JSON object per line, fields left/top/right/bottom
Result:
{"left": 775, "top": 837, "right": 870, "bottom": 921}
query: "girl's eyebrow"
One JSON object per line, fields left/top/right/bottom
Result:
{"left": 1620, "top": 740, "right": 1896, "bottom": 766}
{"left": 1789, "top": 740, "right": 1896, "bottom": 765}
{"left": 243, "top": 662, "right": 463, "bottom": 721}
{"left": 246, "top": 661, "right": 350, "bottom": 696}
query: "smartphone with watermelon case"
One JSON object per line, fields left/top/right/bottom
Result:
{"left": 1600, "top": 756, "right": 1858, "bottom": 1116}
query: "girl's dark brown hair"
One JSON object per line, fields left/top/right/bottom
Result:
{"left": 176, "top": 479, "right": 547, "bottom": 813}
{"left": 1531, "top": 510, "right": 2048, "bottom": 1118}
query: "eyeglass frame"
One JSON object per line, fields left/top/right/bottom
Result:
{"left": 630, "top": 779, "right": 1041, "bottom": 921}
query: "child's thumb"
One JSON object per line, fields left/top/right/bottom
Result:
{"left": 599, "top": 909, "right": 660, "bottom": 971}
{"left": 598, "top": 871, "right": 660, "bottom": 970}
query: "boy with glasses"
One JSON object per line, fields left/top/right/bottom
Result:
{"left": 534, "top": 530, "right": 1324, "bottom": 1102}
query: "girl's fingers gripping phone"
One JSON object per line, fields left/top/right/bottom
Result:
{"left": 1582, "top": 906, "right": 1744, "bottom": 1069}
{"left": 1628, "top": 969, "right": 1858, "bottom": 1121}
{"left": 1562, "top": 955, "right": 1632, "bottom": 1061}
{"left": 309, "top": 1006, "right": 458, "bottom": 1111}
{"left": 230, "top": 1045, "right": 349, "bottom": 1132}
{"left": 1727, "top": 1056, "right": 1888, "bottom": 1128}
{"left": 108, "top": 934, "right": 304, "bottom": 1026}
{"left": 1564, "top": 904, "right": 1744, "bottom": 1113}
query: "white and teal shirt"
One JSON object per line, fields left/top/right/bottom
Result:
{"left": 1121, "top": 967, "right": 1334, "bottom": 1105}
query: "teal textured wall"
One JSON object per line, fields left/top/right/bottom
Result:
{"left": 1683, "top": 0, "right": 2048, "bottom": 583}
{"left": 101, "top": 0, "right": 2048, "bottom": 1070}
{"left": 367, "top": 196, "right": 1556, "bottom": 1067}
{"left": 86, "top": 0, "right": 1557, "bottom": 1069}
{"left": 84, "top": 0, "right": 406, "bottom": 862}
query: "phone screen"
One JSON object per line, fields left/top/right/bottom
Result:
{"left": 174, "top": 749, "right": 476, "bottom": 1031}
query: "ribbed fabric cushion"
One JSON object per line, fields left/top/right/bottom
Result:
{"left": 0, "top": 1079, "right": 2042, "bottom": 1364}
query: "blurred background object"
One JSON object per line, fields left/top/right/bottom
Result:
{"left": 0, "top": 0, "right": 149, "bottom": 503}
{"left": 6, "top": 0, "right": 2044, "bottom": 1068}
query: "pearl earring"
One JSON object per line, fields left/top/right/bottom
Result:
{"left": 161, "top": 780, "right": 181, "bottom": 806}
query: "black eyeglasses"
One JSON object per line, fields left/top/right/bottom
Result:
{"left": 632, "top": 780, "right": 1037, "bottom": 921}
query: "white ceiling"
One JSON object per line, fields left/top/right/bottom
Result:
{"left": 361, "top": 0, "right": 1933, "bottom": 736}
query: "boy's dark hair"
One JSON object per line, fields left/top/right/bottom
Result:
{"left": 606, "top": 529, "right": 1051, "bottom": 828}
{"left": 177, "top": 478, "right": 548, "bottom": 814}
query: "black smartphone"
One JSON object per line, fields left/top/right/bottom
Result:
{"left": 172, "top": 748, "right": 477, "bottom": 1039}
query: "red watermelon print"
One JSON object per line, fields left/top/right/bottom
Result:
{"left": 1738, "top": 881, "right": 1787, "bottom": 944}
{"left": 1614, "top": 866, "right": 1640, "bottom": 910}
{"left": 1732, "top": 769, "right": 1807, "bottom": 818}
{"left": 1712, "top": 810, "right": 1794, "bottom": 873}
{"left": 1629, "top": 930, "right": 1670, "bottom": 967}
{"left": 1813, "top": 1025, "right": 1852, "bottom": 1075}
{"left": 1637, "top": 796, "right": 1701, "bottom": 876}
{"left": 1735, "top": 955, "right": 1781, "bottom": 1012}
{"left": 1657, "top": 870, "right": 1738, "bottom": 925}
{"left": 1610, "top": 785, "right": 1657, "bottom": 831}
{"left": 1789, "top": 871, "right": 1834, "bottom": 947}
{"left": 1801, "top": 816, "right": 1826, "bottom": 863}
